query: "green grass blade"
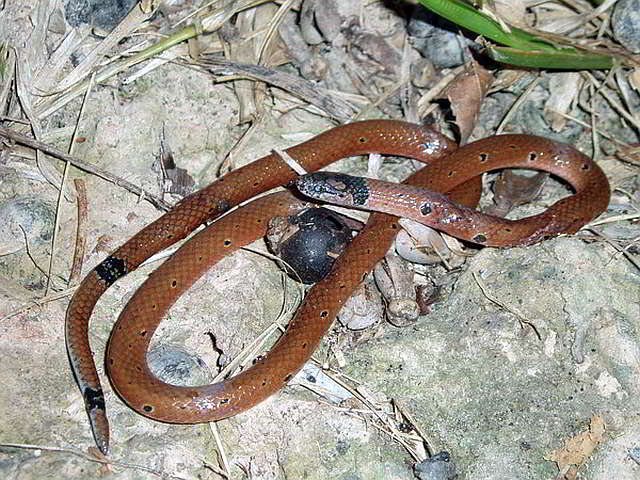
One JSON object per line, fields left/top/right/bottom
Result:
{"left": 487, "top": 46, "right": 615, "bottom": 70}
{"left": 417, "top": 0, "right": 561, "bottom": 52}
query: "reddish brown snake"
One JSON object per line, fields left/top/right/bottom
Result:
{"left": 65, "top": 120, "right": 610, "bottom": 454}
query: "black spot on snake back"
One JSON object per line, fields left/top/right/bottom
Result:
{"left": 95, "top": 256, "right": 127, "bottom": 286}
{"left": 84, "top": 387, "right": 106, "bottom": 412}
{"left": 215, "top": 198, "right": 231, "bottom": 214}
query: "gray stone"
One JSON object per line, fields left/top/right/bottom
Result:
{"left": 612, "top": 0, "right": 640, "bottom": 53}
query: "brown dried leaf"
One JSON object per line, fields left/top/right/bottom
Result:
{"left": 158, "top": 135, "right": 196, "bottom": 197}
{"left": 615, "top": 143, "right": 640, "bottom": 166}
{"left": 545, "top": 415, "right": 606, "bottom": 477}
{"left": 629, "top": 69, "right": 640, "bottom": 92}
{"left": 441, "top": 60, "right": 494, "bottom": 144}
{"left": 493, "top": 0, "right": 527, "bottom": 27}
{"left": 487, "top": 170, "right": 548, "bottom": 217}
{"left": 93, "top": 235, "right": 116, "bottom": 254}
{"left": 223, "top": 8, "right": 260, "bottom": 123}
{"left": 544, "top": 72, "right": 583, "bottom": 132}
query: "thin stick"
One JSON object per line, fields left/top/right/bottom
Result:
{"left": 0, "top": 442, "right": 188, "bottom": 479}
{"left": 472, "top": 270, "right": 542, "bottom": 340}
{"left": 202, "top": 57, "right": 356, "bottom": 121}
{"left": 46, "top": 74, "right": 94, "bottom": 295}
{"left": 68, "top": 178, "right": 89, "bottom": 286}
{"left": 0, "top": 126, "right": 171, "bottom": 211}
{"left": 0, "top": 286, "right": 77, "bottom": 321}
{"left": 496, "top": 74, "right": 541, "bottom": 134}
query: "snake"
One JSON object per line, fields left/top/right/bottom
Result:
{"left": 65, "top": 120, "right": 610, "bottom": 454}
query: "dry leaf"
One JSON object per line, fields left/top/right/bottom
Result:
{"left": 615, "top": 144, "right": 640, "bottom": 166}
{"left": 441, "top": 59, "right": 493, "bottom": 144}
{"left": 544, "top": 72, "right": 583, "bottom": 132}
{"left": 493, "top": 0, "right": 527, "bottom": 27}
{"left": 545, "top": 415, "right": 606, "bottom": 479}
{"left": 487, "top": 170, "right": 548, "bottom": 217}
{"left": 629, "top": 69, "right": 640, "bottom": 92}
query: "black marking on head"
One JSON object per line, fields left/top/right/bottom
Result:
{"left": 95, "top": 256, "right": 127, "bottom": 286}
{"left": 84, "top": 387, "right": 105, "bottom": 412}
{"left": 420, "top": 202, "right": 432, "bottom": 215}
{"left": 331, "top": 173, "right": 369, "bottom": 206}
{"left": 297, "top": 173, "right": 370, "bottom": 206}
{"left": 347, "top": 177, "right": 370, "bottom": 206}
{"left": 472, "top": 234, "right": 488, "bottom": 244}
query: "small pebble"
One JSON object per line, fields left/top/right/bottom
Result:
{"left": 628, "top": 446, "right": 640, "bottom": 465}
{"left": 0, "top": 197, "right": 54, "bottom": 256}
{"left": 267, "top": 207, "right": 355, "bottom": 284}
{"left": 408, "top": 6, "right": 469, "bottom": 68}
{"left": 612, "top": 0, "right": 640, "bottom": 53}
{"left": 147, "top": 345, "right": 209, "bottom": 387}
{"left": 414, "top": 451, "right": 457, "bottom": 480}
{"left": 64, "top": 0, "right": 138, "bottom": 31}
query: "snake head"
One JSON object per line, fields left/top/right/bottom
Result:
{"left": 295, "top": 172, "right": 370, "bottom": 206}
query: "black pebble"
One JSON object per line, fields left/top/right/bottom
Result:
{"left": 277, "top": 208, "right": 355, "bottom": 284}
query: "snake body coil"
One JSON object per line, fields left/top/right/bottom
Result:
{"left": 65, "top": 120, "right": 610, "bottom": 454}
